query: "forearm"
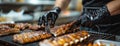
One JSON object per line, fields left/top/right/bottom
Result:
{"left": 107, "top": 0, "right": 120, "bottom": 16}
{"left": 54, "top": 0, "right": 71, "bottom": 10}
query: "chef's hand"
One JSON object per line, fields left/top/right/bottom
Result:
{"left": 38, "top": 7, "right": 61, "bottom": 27}
{"left": 73, "top": 5, "right": 111, "bottom": 28}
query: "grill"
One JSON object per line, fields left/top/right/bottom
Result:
{"left": 0, "top": 30, "right": 115, "bottom": 46}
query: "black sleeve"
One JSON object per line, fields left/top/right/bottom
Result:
{"left": 82, "top": 0, "right": 112, "bottom": 7}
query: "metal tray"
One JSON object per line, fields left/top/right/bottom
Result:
{"left": 94, "top": 39, "right": 120, "bottom": 46}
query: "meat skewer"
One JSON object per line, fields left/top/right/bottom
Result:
{"left": 39, "top": 30, "right": 90, "bottom": 46}
{"left": 13, "top": 31, "right": 52, "bottom": 44}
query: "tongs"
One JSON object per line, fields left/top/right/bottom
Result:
{"left": 44, "top": 20, "right": 51, "bottom": 33}
{"left": 38, "top": 16, "right": 55, "bottom": 33}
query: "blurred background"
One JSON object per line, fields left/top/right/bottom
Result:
{"left": 0, "top": 0, "right": 83, "bottom": 25}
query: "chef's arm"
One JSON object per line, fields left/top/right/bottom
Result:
{"left": 107, "top": 0, "right": 120, "bottom": 16}
{"left": 54, "top": 0, "right": 71, "bottom": 10}
{"left": 38, "top": 0, "right": 71, "bottom": 26}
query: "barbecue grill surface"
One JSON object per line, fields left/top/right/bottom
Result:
{"left": 0, "top": 30, "right": 115, "bottom": 46}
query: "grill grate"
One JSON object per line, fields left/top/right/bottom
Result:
{"left": 74, "top": 31, "right": 116, "bottom": 46}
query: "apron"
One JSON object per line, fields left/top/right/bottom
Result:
{"left": 82, "top": 0, "right": 120, "bottom": 35}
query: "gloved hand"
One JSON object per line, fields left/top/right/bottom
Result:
{"left": 38, "top": 7, "right": 61, "bottom": 27}
{"left": 72, "top": 5, "right": 111, "bottom": 29}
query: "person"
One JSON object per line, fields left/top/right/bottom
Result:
{"left": 38, "top": 0, "right": 120, "bottom": 35}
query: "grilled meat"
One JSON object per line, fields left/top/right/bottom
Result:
{"left": 0, "top": 27, "right": 20, "bottom": 36}
{"left": 13, "top": 31, "right": 52, "bottom": 44}
{"left": 50, "top": 22, "right": 78, "bottom": 36}
{"left": 39, "top": 30, "right": 90, "bottom": 46}
{"left": 14, "top": 23, "right": 44, "bottom": 30}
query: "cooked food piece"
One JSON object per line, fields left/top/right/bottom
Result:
{"left": 0, "top": 23, "right": 45, "bottom": 36}
{"left": 14, "top": 23, "right": 31, "bottom": 30}
{"left": 39, "top": 31, "right": 90, "bottom": 46}
{"left": 13, "top": 31, "right": 52, "bottom": 44}
{"left": 87, "top": 43, "right": 93, "bottom": 46}
{"left": 28, "top": 24, "right": 39, "bottom": 30}
{"left": 14, "top": 23, "right": 44, "bottom": 30}
{"left": 50, "top": 21, "right": 79, "bottom": 36}
{"left": 14, "top": 23, "right": 26, "bottom": 30}
{"left": 0, "top": 28, "right": 20, "bottom": 36}
{"left": 0, "top": 25, "right": 10, "bottom": 29}
{"left": 28, "top": 24, "right": 44, "bottom": 30}
{"left": 0, "top": 24, "right": 20, "bottom": 36}
{"left": 3, "top": 24, "right": 15, "bottom": 28}
{"left": 50, "top": 23, "right": 73, "bottom": 36}
{"left": 50, "top": 25, "right": 65, "bottom": 36}
{"left": 76, "top": 30, "right": 89, "bottom": 37}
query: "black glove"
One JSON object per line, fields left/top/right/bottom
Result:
{"left": 38, "top": 7, "right": 61, "bottom": 27}
{"left": 74, "top": 5, "right": 111, "bottom": 28}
